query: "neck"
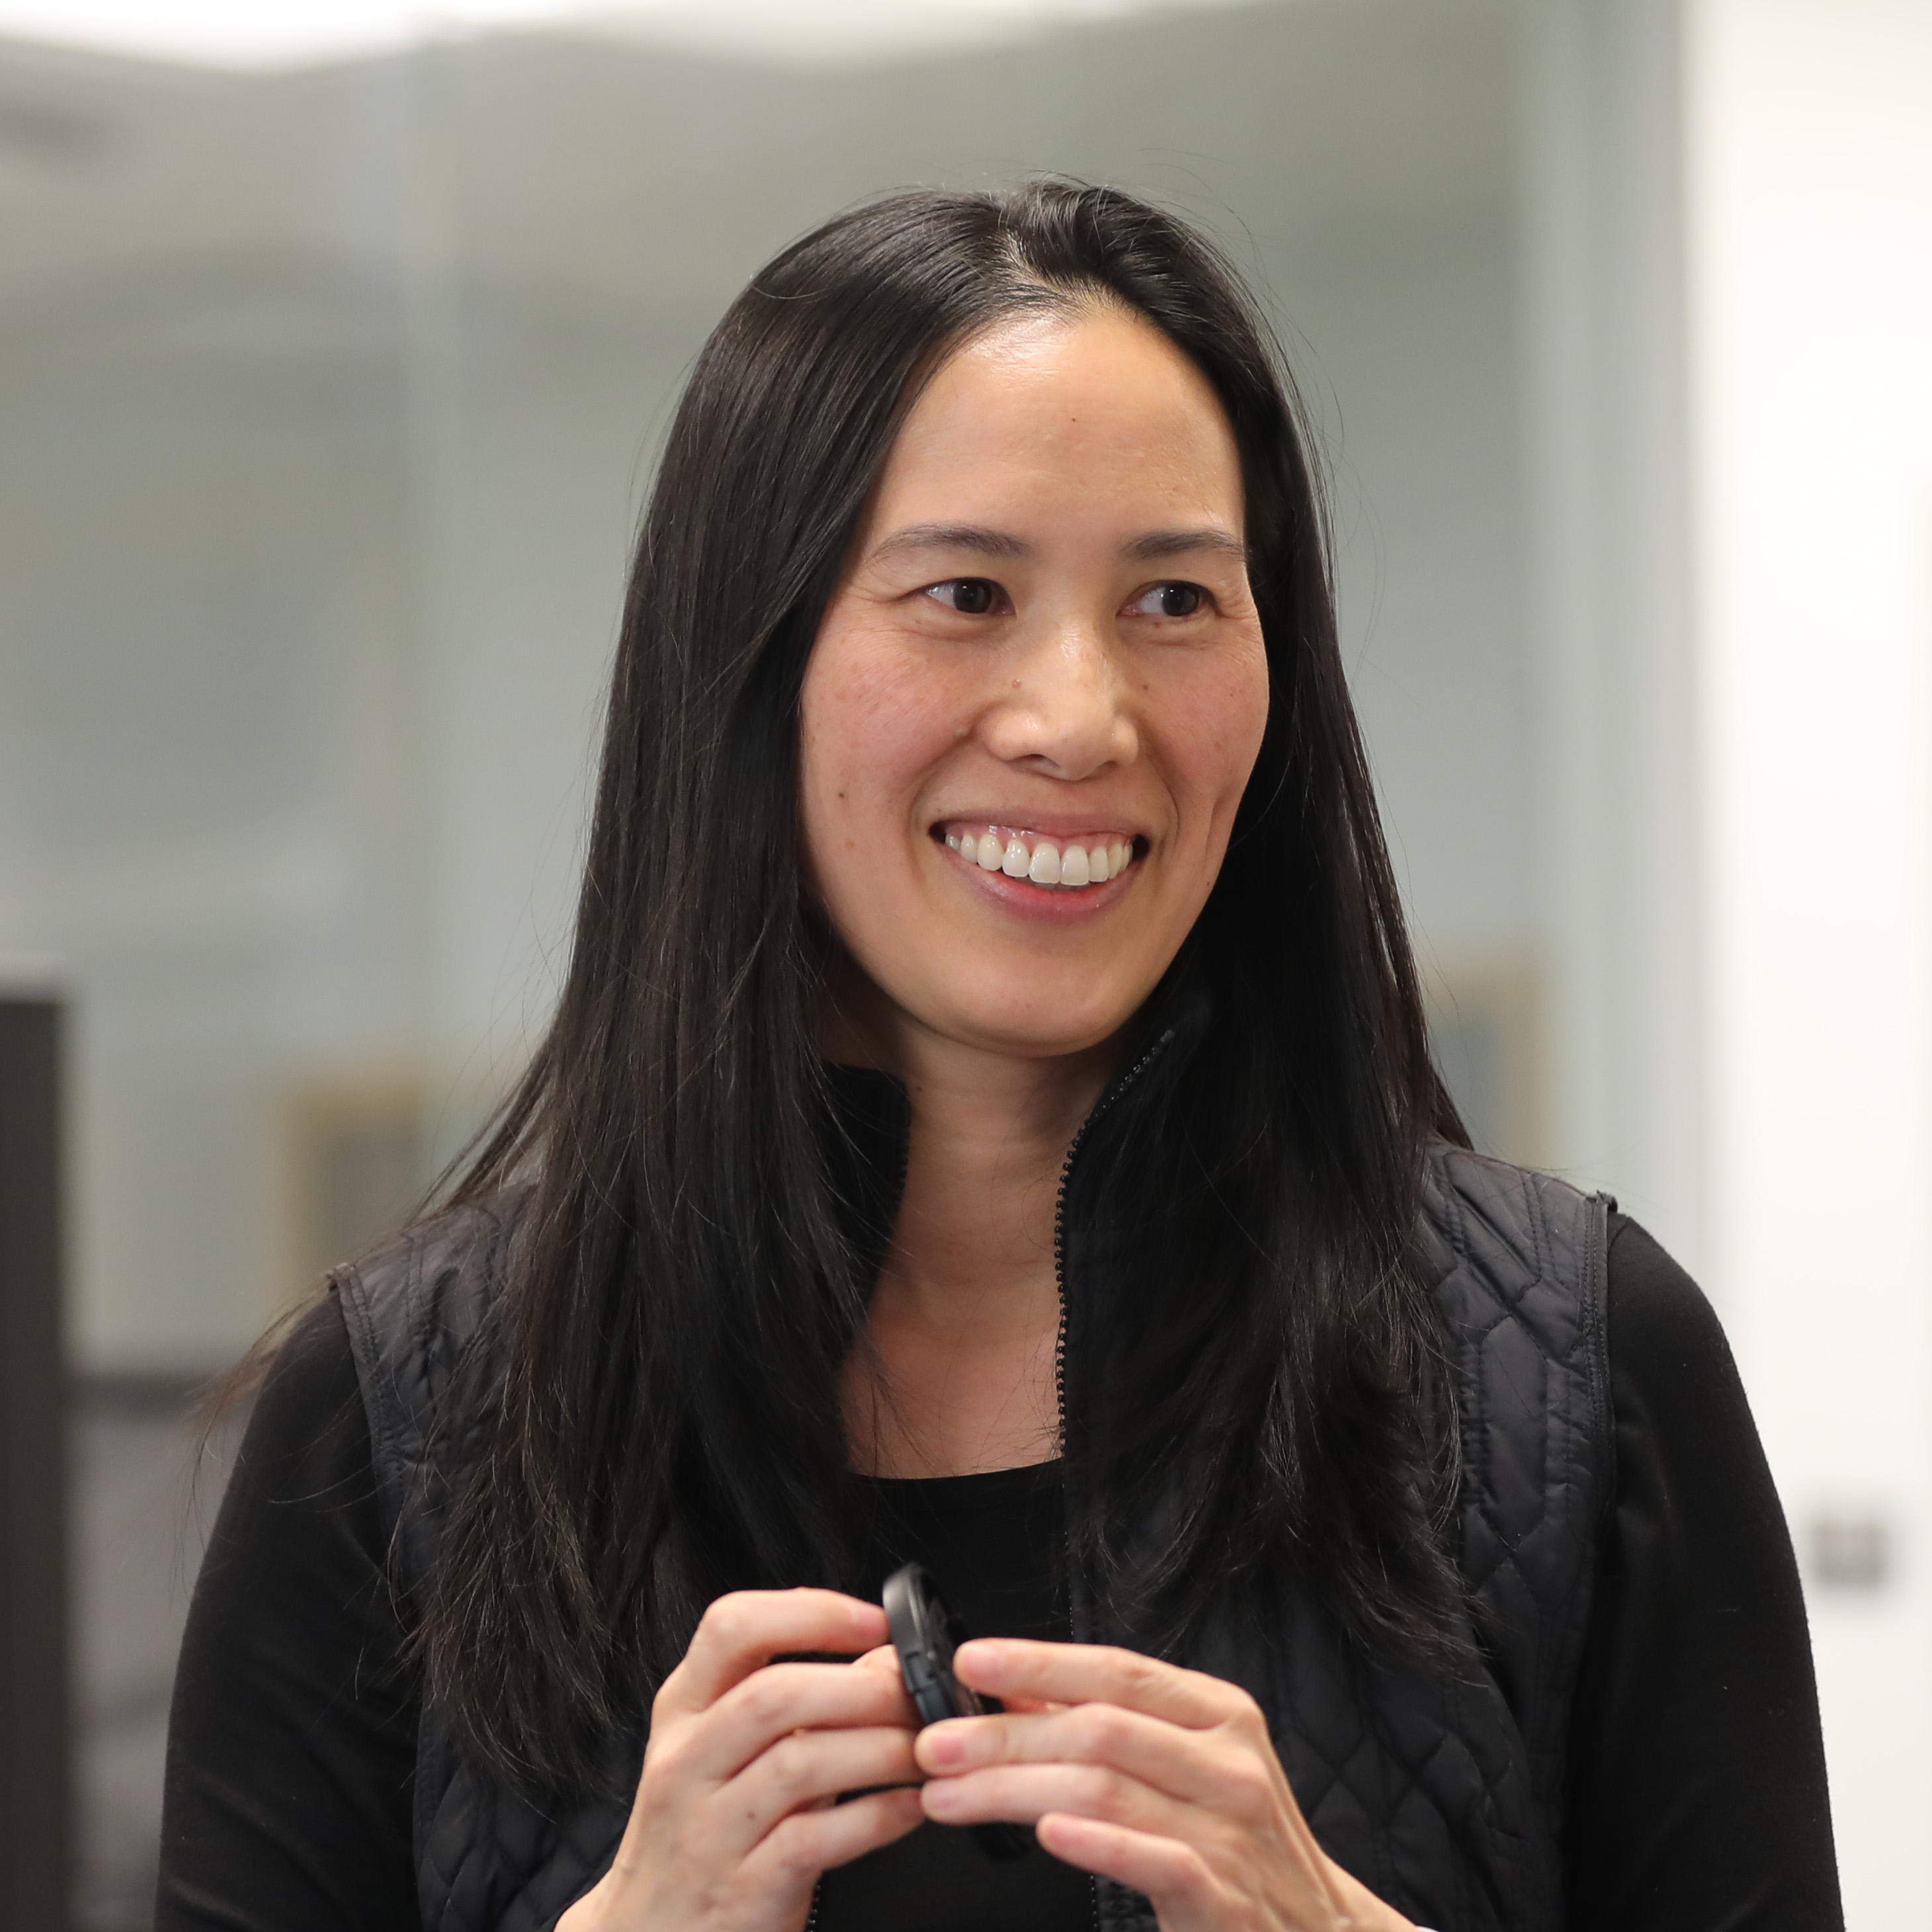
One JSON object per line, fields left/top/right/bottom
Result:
{"left": 892, "top": 1030, "right": 1109, "bottom": 1317}
{"left": 838, "top": 1004, "right": 1118, "bottom": 1477}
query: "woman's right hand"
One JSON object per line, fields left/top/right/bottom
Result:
{"left": 556, "top": 1588, "right": 924, "bottom": 1932}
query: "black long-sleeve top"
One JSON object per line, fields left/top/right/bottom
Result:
{"left": 155, "top": 1216, "right": 1842, "bottom": 1931}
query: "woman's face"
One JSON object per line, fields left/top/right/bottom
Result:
{"left": 799, "top": 304, "right": 1268, "bottom": 1064}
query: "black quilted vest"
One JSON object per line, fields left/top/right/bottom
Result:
{"left": 337, "top": 1134, "right": 1609, "bottom": 1932}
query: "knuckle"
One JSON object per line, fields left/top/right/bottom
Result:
{"left": 758, "top": 1811, "right": 819, "bottom": 1880}
{"left": 758, "top": 1730, "right": 801, "bottom": 1785}
{"left": 636, "top": 1737, "right": 689, "bottom": 1804}
{"left": 1171, "top": 1847, "right": 1215, "bottom": 1902}
{"left": 1226, "top": 1687, "right": 1269, "bottom": 1737}
{"left": 713, "top": 1594, "right": 759, "bottom": 1644}
{"left": 1077, "top": 1704, "right": 1132, "bottom": 1757}
{"left": 763, "top": 1732, "right": 816, "bottom": 1801}
{"left": 1077, "top": 1764, "right": 1133, "bottom": 1818}
{"left": 737, "top": 1672, "right": 788, "bottom": 1728}
{"left": 1224, "top": 1758, "right": 1273, "bottom": 1821}
{"left": 635, "top": 1747, "right": 672, "bottom": 1802}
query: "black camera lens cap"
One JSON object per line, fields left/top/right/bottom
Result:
{"left": 881, "top": 1562, "right": 1029, "bottom": 1862}
{"left": 883, "top": 1562, "right": 976, "bottom": 1724}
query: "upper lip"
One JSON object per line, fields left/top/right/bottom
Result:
{"left": 933, "top": 810, "right": 1146, "bottom": 841}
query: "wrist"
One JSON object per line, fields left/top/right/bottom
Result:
{"left": 1323, "top": 1854, "right": 1417, "bottom": 1932}
{"left": 553, "top": 1876, "right": 612, "bottom": 1932}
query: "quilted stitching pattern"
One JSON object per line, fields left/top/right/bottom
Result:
{"left": 339, "top": 1148, "right": 1609, "bottom": 1932}
{"left": 1092, "top": 1150, "right": 1610, "bottom": 1932}
{"left": 339, "top": 1196, "right": 639, "bottom": 1932}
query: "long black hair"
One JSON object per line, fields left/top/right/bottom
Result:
{"left": 425, "top": 180, "right": 1466, "bottom": 1788}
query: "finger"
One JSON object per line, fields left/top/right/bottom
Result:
{"left": 954, "top": 1640, "right": 1247, "bottom": 1729}
{"left": 674, "top": 1659, "right": 916, "bottom": 1784}
{"left": 744, "top": 1784, "right": 925, "bottom": 1896}
{"left": 658, "top": 1590, "right": 889, "bottom": 1715}
{"left": 920, "top": 1761, "right": 1187, "bottom": 1841}
{"left": 915, "top": 1702, "right": 1230, "bottom": 1808}
{"left": 844, "top": 1634, "right": 1061, "bottom": 1710}
{"left": 1034, "top": 1812, "right": 1221, "bottom": 1914}
{"left": 853, "top": 1642, "right": 923, "bottom": 1704}
{"left": 710, "top": 1724, "right": 923, "bottom": 1859}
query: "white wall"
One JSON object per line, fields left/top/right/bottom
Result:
{"left": 1521, "top": 0, "right": 1704, "bottom": 1261}
{"left": 1691, "top": 0, "right": 1932, "bottom": 1917}
{"left": 0, "top": 266, "right": 421, "bottom": 1362}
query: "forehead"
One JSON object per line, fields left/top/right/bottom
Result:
{"left": 869, "top": 306, "right": 1244, "bottom": 526}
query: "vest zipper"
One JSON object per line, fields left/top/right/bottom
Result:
{"left": 1050, "top": 1027, "right": 1174, "bottom": 1467}
{"left": 1051, "top": 1029, "right": 1173, "bottom": 1932}
{"left": 818, "top": 1036, "right": 1173, "bottom": 1932}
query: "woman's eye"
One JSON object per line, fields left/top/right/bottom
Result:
{"left": 925, "top": 577, "right": 1001, "bottom": 616}
{"left": 1128, "top": 581, "right": 1207, "bottom": 618}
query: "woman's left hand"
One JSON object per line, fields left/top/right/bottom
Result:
{"left": 913, "top": 1639, "right": 1414, "bottom": 1932}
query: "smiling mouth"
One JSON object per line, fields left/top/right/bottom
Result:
{"left": 935, "top": 821, "right": 1142, "bottom": 890}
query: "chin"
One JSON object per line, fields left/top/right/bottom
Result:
{"left": 937, "top": 991, "right": 1143, "bottom": 1062}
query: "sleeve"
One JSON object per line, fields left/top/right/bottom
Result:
{"left": 155, "top": 1292, "right": 422, "bottom": 1932}
{"left": 1561, "top": 1215, "right": 1843, "bottom": 1931}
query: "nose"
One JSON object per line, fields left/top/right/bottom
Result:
{"left": 980, "top": 614, "right": 1138, "bottom": 781}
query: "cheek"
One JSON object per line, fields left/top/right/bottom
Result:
{"left": 1157, "top": 638, "right": 1270, "bottom": 828}
{"left": 798, "top": 624, "right": 966, "bottom": 859}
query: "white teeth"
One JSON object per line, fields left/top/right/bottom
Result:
{"left": 945, "top": 825, "right": 1134, "bottom": 888}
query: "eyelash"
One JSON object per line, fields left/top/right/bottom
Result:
{"left": 925, "top": 577, "right": 1005, "bottom": 616}
{"left": 922, "top": 578, "right": 1210, "bottom": 618}
{"left": 1127, "top": 581, "right": 1208, "bottom": 619}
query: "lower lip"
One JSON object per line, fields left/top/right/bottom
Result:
{"left": 937, "top": 838, "right": 1141, "bottom": 924}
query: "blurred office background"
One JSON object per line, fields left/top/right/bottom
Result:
{"left": 0, "top": 0, "right": 1925, "bottom": 1922}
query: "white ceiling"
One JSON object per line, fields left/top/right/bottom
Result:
{"left": 0, "top": 0, "right": 1501, "bottom": 341}
{"left": 0, "top": 0, "right": 1261, "bottom": 71}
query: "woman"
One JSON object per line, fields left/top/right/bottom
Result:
{"left": 158, "top": 183, "right": 1839, "bottom": 1932}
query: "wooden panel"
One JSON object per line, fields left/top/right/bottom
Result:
{"left": 272, "top": 1068, "right": 427, "bottom": 1306}
{"left": 1424, "top": 955, "right": 1546, "bottom": 1167}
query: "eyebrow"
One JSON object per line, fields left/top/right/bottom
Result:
{"left": 868, "top": 523, "right": 1247, "bottom": 566}
{"left": 868, "top": 523, "right": 1030, "bottom": 562}
{"left": 1125, "top": 527, "right": 1247, "bottom": 564}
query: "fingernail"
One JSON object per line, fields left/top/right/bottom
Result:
{"left": 922, "top": 1727, "right": 966, "bottom": 1767}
